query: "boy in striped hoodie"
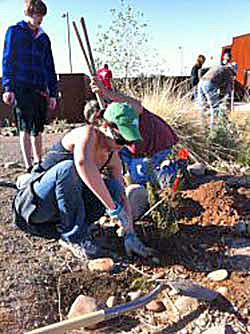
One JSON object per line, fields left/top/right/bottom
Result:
{"left": 2, "top": 0, "right": 58, "bottom": 172}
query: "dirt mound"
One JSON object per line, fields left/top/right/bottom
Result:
{"left": 178, "top": 181, "right": 242, "bottom": 226}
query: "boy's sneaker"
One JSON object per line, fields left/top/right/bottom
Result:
{"left": 59, "top": 238, "right": 103, "bottom": 260}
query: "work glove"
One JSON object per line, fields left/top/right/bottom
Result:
{"left": 107, "top": 203, "right": 133, "bottom": 233}
{"left": 124, "top": 232, "right": 155, "bottom": 258}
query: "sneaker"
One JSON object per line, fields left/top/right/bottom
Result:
{"left": 26, "top": 165, "right": 33, "bottom": 173}
{"left": 31, "top": 162, "right": 44, "bottom": 174}
{"left": 59, "top": 238, "right": 103, "bottom": 260}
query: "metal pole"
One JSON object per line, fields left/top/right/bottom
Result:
{"left": 66, "top": 12, "right": 73, "bottom": 73}
{"left": 178, "top": 46, "right": 184, "bottom": 76}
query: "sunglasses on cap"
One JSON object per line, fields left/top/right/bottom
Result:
{"left": 109, "top": 127, "right": 136, "bottom": 146}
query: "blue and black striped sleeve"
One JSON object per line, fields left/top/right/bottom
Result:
{"left": 44, "top": 37, "right": 58, "bottom": 98}
{"left": 2, "top": 27, "right": 16, "bottom": 92}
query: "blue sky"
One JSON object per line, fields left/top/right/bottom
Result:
{"left": 1, "top": 0, "right": 250, "bottom": 76}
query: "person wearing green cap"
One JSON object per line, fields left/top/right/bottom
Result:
{"left": 13, "top": 102, "right": 155, "bottom": 260}
{"left": 87, "top": 78, "right": 179, "bottom": 187}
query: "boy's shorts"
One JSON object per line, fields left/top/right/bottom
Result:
{"left": 13, "top": 86, "right": 48, "bottom": 136}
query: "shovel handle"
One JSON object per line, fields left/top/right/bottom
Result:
{"left": 80, "top": 17, "right": 96, "bottom": 75}
{"left": 25, "top": 310, "right": 105, "bottom": 334}
{"left": 72, "top": 20, "right": 106, "bottom": 111}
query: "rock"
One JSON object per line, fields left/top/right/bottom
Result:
{"left": 126, "top": 184, "right": 149, "bottom": 221}
{"left": 87, "top": 258, "right": 114, "bottom": 273}
{"left": 106, "top": 296, "right": 116, "bottom": 308}
{"left": 128, "top": 290, "right": 142, "bottom": 301}
{"left": 178, "top": 330, "right": 188, "bottom": 334}
{"left": 207, "top": 269, "right": 229, "bottom": 282}
{"left": 146, "top": 300, "right": 166, "bottom": 312}
{"left": 174, "top": 296, "right": 199, "bottom": 316}
{"left": 68, "top": 295, "right": 100, "bottom": 329}
{"left": 243, "top": 308, "right": 249, "bottom": 316}
{"left": 196, "top": 314, "right": 209, "bottom": 328}
{"left": 152, "top": 270, "right": 165, "bottom": 280}
{"left": 188, "top": 162, "right": 206, "bottom": 176}
{"left": 216, "top": 287, "right": 228, "bottom": 297}
{"left": 202, "top": 325, "right": 228, "bottom": 334}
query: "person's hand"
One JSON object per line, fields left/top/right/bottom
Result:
{"left": 124, "top": 232, "right": 155, "bottom": 258}
{"left": 2, "top": 92, "right": 15, "bottom": 106}
{"left": 49, "top": 97, "right": 57, "bottom": 110}
{"left": 90, "top": 77, "right": 105, "bottom": 95}
{"left": 107, "top": 202, "right": 134, "bottom": 233}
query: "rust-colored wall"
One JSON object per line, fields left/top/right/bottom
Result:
{"left": 58, "top": 73, "right": 94, "bottom": 123}
{"left": 231, "top": 34, "right": 250, "bottom": 86}
{"left": 0, "top": 74, "right": 190, "bottom": 125}
{"left": 0, "top": 73, "right": 95, "bottom": 125}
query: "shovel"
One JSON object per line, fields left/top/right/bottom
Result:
{"left": 72, "top": 17, "right": 106, "bottom": 111}
{"left": 25, "top": 280, "right": 218, "bottom": 334}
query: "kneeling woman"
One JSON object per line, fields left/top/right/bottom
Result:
{"left": 14, "top": 103, "right": 153, "bottom": 259}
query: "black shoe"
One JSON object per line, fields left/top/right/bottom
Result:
{"left": 26, "top": 165, "right": 33, "bottom": 173}
{"left": 31, "top": 162, "right": 44, "bottom": 174}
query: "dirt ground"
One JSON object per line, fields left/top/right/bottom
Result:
{"left": 0, "top": 133, "right": 250, "bottom": 334}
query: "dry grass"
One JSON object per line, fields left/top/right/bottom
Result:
{"left": 129, "top": 78, "right": 250, "bottom": 171}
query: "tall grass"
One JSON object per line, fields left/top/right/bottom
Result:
{"left": 126, "top": 78, "right": 249, "bottom": 171}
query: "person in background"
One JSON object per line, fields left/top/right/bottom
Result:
{"left": 97, "top": 64, "right": 113, "bottom": 90}
{"left": 197, "top": 64, "right": 236, "bottom": 129}
{"left": 191, "top": 55, "right": 206, "bottom": 98}
{"left": 221, "top": 52, "right": 231, "bottom": 65}
{"left": 2, "top": 0, "right": 58, "bottom": 173}
{"left": 221, "top": 51, "right": 238, "bottom": 74}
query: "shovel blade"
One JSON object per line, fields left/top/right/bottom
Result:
{"left": 168, "top": 279, "right": 218, "bottom": 301}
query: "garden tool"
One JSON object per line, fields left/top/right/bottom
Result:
{"left": 25, "top": 280, "right": 218, "bottom": 334}
{"left": 72, "top": 17, "right": 106, "bottom": 110}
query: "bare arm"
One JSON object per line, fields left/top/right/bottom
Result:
{"left": 73, "top": 126, "right": 116, "bottom": 210}
{"left": 108, "top": 152, "right": 134, "bottom": 231}
{"left": 91, "top": 78, "right": 144, "bottom": 114}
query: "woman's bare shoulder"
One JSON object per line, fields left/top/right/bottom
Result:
{"left": 62, "top": 125, "right": 96, "bottom": 148}
{"left": 65, "top": 125, "right": 96, "bottom": 140}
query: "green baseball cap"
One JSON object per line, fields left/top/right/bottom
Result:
{"left": 104, "top": 102, "right": 142, "bottom": 142}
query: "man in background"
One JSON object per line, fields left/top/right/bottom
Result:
{"left": 197, "top": 64, "right": 235, "bottom": 129}
{"left": 191, "top": 55, "right": 206, "bottom": 98}
{"left": 97, "top": 64, "right": 113, "bottom": 90}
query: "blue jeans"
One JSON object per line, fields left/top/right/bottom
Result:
{"left": 31, "top": 160, "right": 124, "bottom": 242}
{"left": 197, "top": 80, "right": 220, "bottom": 129}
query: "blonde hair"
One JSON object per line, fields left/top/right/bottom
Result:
{"left": 84, "top": 100, "right": 104, "bottom": 126}
{"left": 24, "top": 0, "right": 47, "bottom": 16}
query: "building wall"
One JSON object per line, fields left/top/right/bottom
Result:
{"left": 0, "top": 73, "right": 94, "bottom": 126}
{"left": 232, "top": 34, "right": 250, "bottom": 86}
{"left": 0, "top": 74, "right": 189, "bottom": 125}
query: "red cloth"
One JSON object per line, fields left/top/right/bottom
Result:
{"left": 128, "top": 109, "right": 179, "bottom": 157}
{"left": 97, "top": 67, "right": 113, "bottom": 90}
